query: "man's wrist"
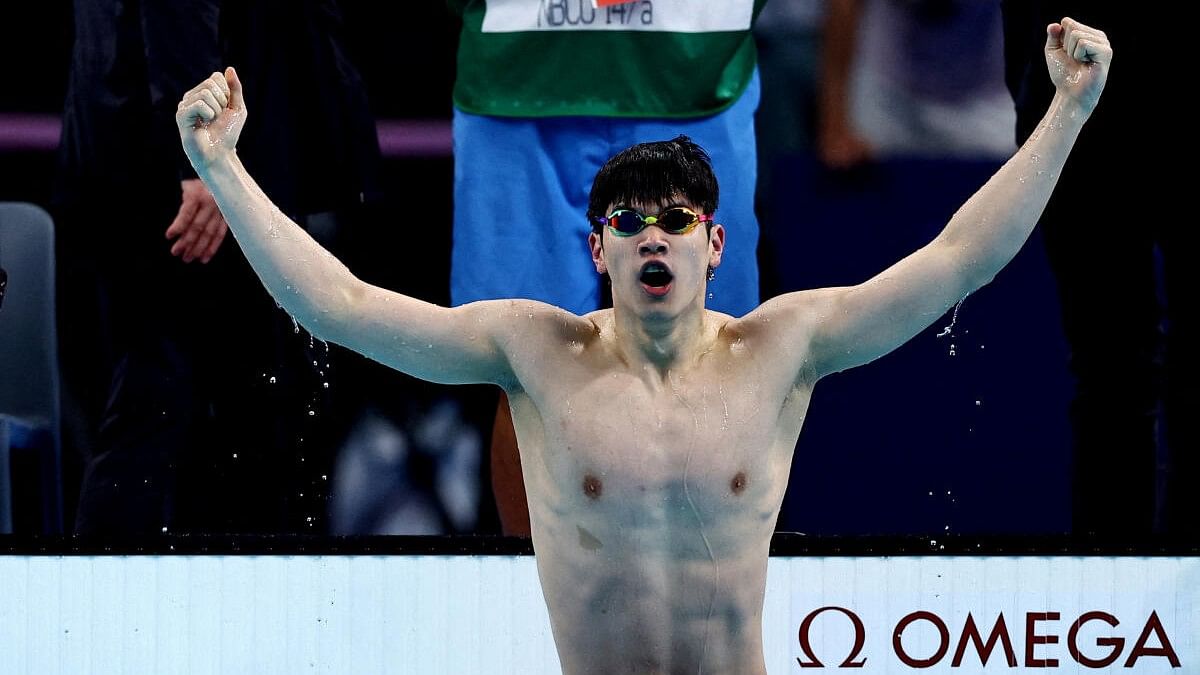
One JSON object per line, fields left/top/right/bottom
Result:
{"left": 197, "top": 152, "right": 240, "bottom": 183}
{"left": 1049, "top": 92, "right": 1092, "bottom": 131}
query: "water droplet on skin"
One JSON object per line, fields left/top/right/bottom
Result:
{"left": 1030, "top": 153, "right": 1041, "bottom": 163}
{"left": 1018, "top": 176, "right": 1027, "bottom": 184}
{"left": 718, "top": 383, "right": 730, "bottom": 431}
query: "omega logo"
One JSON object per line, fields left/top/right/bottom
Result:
{"left": 796, "top": 606, "right": 1180, "bottom": 669}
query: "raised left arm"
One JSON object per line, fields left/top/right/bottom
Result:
{"left": 753, "top": 18, "right": 1111, "bottom": 381}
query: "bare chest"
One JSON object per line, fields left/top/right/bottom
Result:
{"left": 515, "top": 369, "right": 804, "bottom": 539}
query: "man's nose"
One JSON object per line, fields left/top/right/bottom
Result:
{"left": 638, "top": 233, "right": 668, "bottom": 256}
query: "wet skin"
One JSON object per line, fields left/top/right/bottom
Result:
{"left": 485, "top": 200, "right": 801, "bottom": 674}
{"left": 500, "top": 303, "right": 812, "bottom": 675}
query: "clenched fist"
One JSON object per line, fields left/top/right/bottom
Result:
{"left": 1045, "top": 17, "right": 1112, "bottom": 117}
{"left": 176, "top": 67, "right": 246, "bottom": 171}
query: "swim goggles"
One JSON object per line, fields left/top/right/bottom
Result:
{"left": 595, "top": 207, "right": 711, "bottom": 237}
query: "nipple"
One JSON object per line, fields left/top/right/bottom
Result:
{"left": 730, "top": 471, "right": 748, "bottom": 495}
{"left": 582, "top": 474, "right": 604, "bottom": 500}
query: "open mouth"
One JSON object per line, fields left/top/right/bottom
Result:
{"left": 639, "top": 262, "right": 674, "bottom": 297}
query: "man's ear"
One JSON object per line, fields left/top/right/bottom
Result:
{"left": 708, "top": 223, "right": 725, "bottom": 271}
{"left": 589, "top": 231, "right": 607, "bottom": 274}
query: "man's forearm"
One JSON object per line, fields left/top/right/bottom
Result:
{"left": 937, "top": 91, "right": 1087, "bottom": 291}
{"left": 199, "top": 153, "right": 358, "bottom": 339}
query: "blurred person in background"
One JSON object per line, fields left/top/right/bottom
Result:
{"left": 818, "top": 0, "right": 1014, "bottom": 169}
{"left": 54, "top": 0, "right": 380, "bottom": 534}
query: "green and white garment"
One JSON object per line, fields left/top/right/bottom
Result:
{"left": 449, "top": 0, "right": 767, "bottom": 118}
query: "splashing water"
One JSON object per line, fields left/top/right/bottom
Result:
{"left": 936, "top": 299, "right": 966, "bottom": 338}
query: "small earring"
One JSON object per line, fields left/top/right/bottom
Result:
{"left": 706, "top": 268, "right": 716, "bottom": 282}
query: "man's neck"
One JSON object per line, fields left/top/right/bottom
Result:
{"left": 611, "top": 300, "right": 715, "bottom": 381}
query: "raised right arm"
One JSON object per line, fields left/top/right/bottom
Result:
{"left": 175, "top": 68, "right": 514, "bottom": 386}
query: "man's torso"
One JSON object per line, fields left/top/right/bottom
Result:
{"left": 500, "top": 306, "right": 812, "bottom": 673}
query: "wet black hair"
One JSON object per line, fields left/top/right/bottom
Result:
{"left": 587, "top": 135, "right": 719, "bottom": 236}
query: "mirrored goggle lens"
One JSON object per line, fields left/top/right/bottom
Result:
{"left": 657, "top": 208, "right": 700, "bottom": 233}
{"left": 608, "top": 210, "right": 645, "bottom": 234}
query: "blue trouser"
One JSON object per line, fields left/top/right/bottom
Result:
{"left": 451, "top": 72, "right": 761, "bottom": 317}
